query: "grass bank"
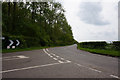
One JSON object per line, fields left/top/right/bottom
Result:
{"left": 77, "top": 45, "right": 120, "bottom": 57}
{"left": 2, "top": 44, "right": 73, "bottom": 53}
{"left": 2, "top": 46, "right": 49, "bottom": 53}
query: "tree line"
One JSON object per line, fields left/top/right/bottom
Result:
{"left": 2, "top": 1, "right": 75, "bottom": 48}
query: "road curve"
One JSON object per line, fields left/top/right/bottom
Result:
{"left": 2, "top": 44, "right": 119, "bottom": 78}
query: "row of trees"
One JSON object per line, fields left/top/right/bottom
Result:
{"left": 2, "top": 1, "right": 75, "bottom": 48}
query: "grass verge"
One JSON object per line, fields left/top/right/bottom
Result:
{"left": 77, "top": 45, "right": 120, "bottom": 57}
{"left": 2, "top": 46, "right": 49, "bottom": 53}
{"left": 2, "top": 44, "right": 73, "bottom": 53}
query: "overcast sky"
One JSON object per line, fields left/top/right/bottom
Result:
{"left": 57, "top": 0, "right": 119, "bottom": 42}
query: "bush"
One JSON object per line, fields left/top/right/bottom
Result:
{"left": 78, "top": 41, "right": 107, "bottom": 49}
{"left": 112, "top": 41, "right": 120, "bottom": 50}
{"left": 2, "top": 34, "right": 41, "bottom": 49}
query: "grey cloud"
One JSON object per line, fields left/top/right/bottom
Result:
{"left": 78, "top": 2, "right": 109, "bottom": 26}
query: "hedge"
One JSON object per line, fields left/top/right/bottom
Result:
{"left": 78, "top": 41, "right": 107, "bottom": 49}
{"left": 112, "top": 41, "right": 120, "bottom": 50}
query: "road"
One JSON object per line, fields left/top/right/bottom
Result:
{"left": 1, "top": 44, "right": 119, "bottom": 78}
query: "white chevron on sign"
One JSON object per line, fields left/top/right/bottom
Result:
{"left": 16, "top": 40, "right": 20, "bottom": 46}
{"left": 9, "top": 40, "right": 14, "bottom": 47}
{"left": 2, "top": 37, "right": 5, "bottom": 40}
{"left": 7, "top": 40, "right": 14, "bottom": 49}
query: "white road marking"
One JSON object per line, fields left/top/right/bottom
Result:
{"left": 3, "top": 58, "right": 28, "bottom": 61}
{"left": 51, "top": 53, "right": 56, "bottom": 56}
{"left": 88, "top": 68, "right": 101, "bottom": 73}
{"left": 58, "top": 61, "right": 64, "bottom": 63}
{"left": 46, "top": 49, "right": 49, "bottom": 52}
{"left": 75, "top": 63, "right": 101, "bottom": 73}
{"left": 17, "top": 56, "right": 29, "bottom": 59}
{"left": 2, "top": 55, "right": 29, "bottom": 61}
{"left": 47, "top": 54, "right": 51, "bottom": 56}
{"left": 53, "top": 58, "right": 57, "bottom": 60}
{"left": 66, "top": 60, "right": 71, "bottom": 63}
{"left": 1, "top": 62, "right": 65, "bottom": 73}
{"left": 76, "top": 63, "right": 84, "bottom": 67}
{"left": 60, "top": 58, "right": 64, "bottom": 60}
{"left": 2, "top": 55, "right": 25, "bottom": 59}
{"left": 110, "top": 75, "right": 119, "bottom": 79}
{"left": 50, "top": 56, "right": 53, "bottom": 58}
{"left": 43, "top": 49, "right": 72, "bottom": 64}
{"left": 56, "top": 56, "right": 59, "bottom": 58}
{"left": 43, "top": 49, "right": 48, "bottom": 54}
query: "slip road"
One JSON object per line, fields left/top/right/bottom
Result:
{"left": 2, "top": 44, "right": 119, "bottom": 78}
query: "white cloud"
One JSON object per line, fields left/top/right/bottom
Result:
{"left": 56, "top": 0, "right": 119, "bottom": 42}
{"left": 78, "top": 2, "right": 109, "bottom": 26}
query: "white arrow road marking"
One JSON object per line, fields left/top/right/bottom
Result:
{"left": 16, "top": 40, "right": 20, "bottom": 46}
{"left": 2, "top": 55, "right": 29, "bottom": 61}
{"left": 17, "top": 55, "right": 29, "bottom": 59}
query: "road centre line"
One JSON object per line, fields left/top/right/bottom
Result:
{"left": 60, "top": 58, "right": 65, "bottom": 60}
{"left": 56, "top": 56, "right": 59, "bottom": 58}
{"left": 51, "top": 53, "right": 56, "bottom": 56}
{"left": 43, "top": 49, "right": 48, "bottom": 54}
{"left": 75, "top": 63, "right": 102, "bottom": 73}
{"left": 110, "top": 75, "right": 119, "bottom": 79}
{"left": 1, "top": 62, "right": 69, "bottom": 73}
{"left": 53, "top": 58, "right": 57, "bottom": 60}
{"left": 88, "top": 68, "right": 101, "bottom": 73}
{"left": 43, "top": 49, "right": 72, "bottom": 64}
{"left": 50, "top": 56, "right": 53, "bottom": 58}
{"left": 66, "top": 60, "right": 71, "bottom": 63}
{"left": 58, "top": 60, "right": 64, "bottom": 63}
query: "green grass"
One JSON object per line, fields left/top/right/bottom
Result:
{"left": 77, "top": 45, "right": 120, "bottom": 57}
{"left": 2, "top": 46, "right": 49, "bottom": 53}
{"left": 2, "top": 44, "right": 73, "bottom": 53}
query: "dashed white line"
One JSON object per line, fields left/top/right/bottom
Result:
{"left": 43, "top": 49, "right": 72, "bottom": 64}
{"left": 60, "top": 58, "right": 65, "bottom": 60}
{"left": 88, "top": 68, "right": 101, "bottom": 73}
{"left": 58, "top": 60, "right": 64, "bottom": 63}
{"left": 67, "top": 60, "right": 71, "bottom": 63}
{"left": 75, "top": 63, "right": 84, "bottom": 67}
{"left": 48, "top": 54, "right": 51, "bottom": 56}
{"left": 51, "top": 53, "right": 56, "bottom": 56}
{"left": 56, "top": 56, "right": 59, "bottom": 58}
{"left": 49, "top": 56, "right": 53, "bottom": 58}
{"left": 43, "top": 49, "right": 48, "bottom": 54}
{"left": 53, "top": 58, "right": 57, "bottom": 60}
{"left": 75, "top": 63, "right": 102, "bottom": 73}
{"left": 110, "top": 75, "right": 119, "bottom": 79}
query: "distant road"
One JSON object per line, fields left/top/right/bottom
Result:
{"left": 2, "top": 44, "right": 119, "bottom": 78}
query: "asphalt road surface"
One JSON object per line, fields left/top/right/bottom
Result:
{"left": 1, "top": 44, "right": 119, "bottom": 78}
